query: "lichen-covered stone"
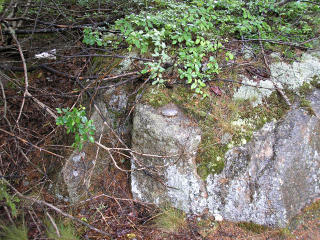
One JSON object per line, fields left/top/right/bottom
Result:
{"left": 131, "top": 103, "right": 207, "bottom": 213}
{"left": 207, "top": 89, "right": 320, "bottom": 227}
{"left": 234, "top": 52, "right": 320, "bottom": 106}
{"left": 132, "top": 89, "right": 320, "bottom": 227}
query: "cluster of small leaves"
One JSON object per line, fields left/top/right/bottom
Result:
{"left": 0, "top": 180, "right": 19, "bottom": 217}
{"left": 83, "top": 28, "right": 106, "bottom": 47}
{"left": 111, "top": 0, "right": 320, "bottom": 94}
{"left": 208, "top": 0, "right": 320, "bottom": 42}
{"left": 56, "top": 107, "right": 96, "bottom": 150}
{"left": 114, "top": 1, "right": 227, "bottom": 95}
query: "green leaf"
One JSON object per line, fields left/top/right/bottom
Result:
{"left": 81, "top": 116, "right": 88, "bottom": 123}
{"left": 89, "top": 136, "right": 95, "bottom": 143}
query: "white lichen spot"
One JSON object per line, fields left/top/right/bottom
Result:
{"left": 131, "top": 161, "right": 144, "bottom": 201}
{"left": 72, "top": 152, "right": 85, "bottom": 163}
{"left": 227, "top": 142, "right": 234, "bottom": 149}
{"left": 35, "top": 49, "right": 56, "bottom": 60}
{"left": 213, "top": 213, "right": 223, "bottom": 222}
{"left": 234, "top": 52, "right": 320, "bottom": 106}
{"left": 231, "top": 118, "right": 255, "bottom": 131}
{"left": 73, "top": 170, "right": 79, "bottom": 177}
{"left": 233, "top": 77, "right": 275, "bottom": 107}
{"left": 271, "top": 53, "right": 320, "bottom": 91}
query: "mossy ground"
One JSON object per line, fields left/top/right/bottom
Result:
{"left": 153, "top": 206, "right": 187, "bottom": 234}
{"left": 140, "top": 79, "right": 290, "bottom": 179}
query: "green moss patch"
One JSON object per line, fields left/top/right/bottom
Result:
{"left": 141, "top": 83, "right": 290, "bottom": 179}
{"left": 237, "top": 221, "right": 269, "bottom": 234}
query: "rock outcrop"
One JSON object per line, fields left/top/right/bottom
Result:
{"left": 131, "top": 89, "right": 320, "bottom": 227}
{"left": 131, "top": 103, "right": 207, "bottom": 213}
{"left": 207, "top": 90, "right": 320, "bottom": 226}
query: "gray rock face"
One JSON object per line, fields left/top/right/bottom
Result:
{"left": 131, "top": 103, "right": 207, "bottom": 213}
{"left": 131, "top": 90, "right": 320, "bottom": 227}
{"left": 211, "top": 89, "right": 320, "bottom": 227}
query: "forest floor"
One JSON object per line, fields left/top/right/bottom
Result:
{"left": 0, "top": 1, "right": 319, "bottom": 239}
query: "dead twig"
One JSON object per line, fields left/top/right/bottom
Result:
{"left": 4, "top": 22, "right": 58, "bottom": 121}
{"left": 46, "top": 212, "right": 60, "bottom": 238}
{"left": 213, "top": 78, "right": 276, "bottom": 90}
{"left": 4, "top": 179, "right": 112, "bottom": 237}
{"left": 70, "top": 193, "right": 155, "bottom": 208}
{"left": 0, "top": 128, "right": 64, "bottom": 158}
{"left": 0, "top": 71, "right": 12, "bottom": 128}
{"left": 232, "top": 38, "right": 310, "bottom": 50}
{"left": 258, "top": 31, "right": 292, "bottom": 107}
{"left": 5, "top": 22, "right": 28, "bottom": 124}
{"left": 100, "top": 71, "right": 140, "bottom": 81}
{"left": 95, "top": 145, "right": 179, "bottom": 159}
{"left": 3, "top": 206, "right": 14, "bottom": 225}
{"left": 29, "top": 209, "right": 42, "bottom": 236}
{"left": 62, "top": 54, "right": 153, "bottom": 62}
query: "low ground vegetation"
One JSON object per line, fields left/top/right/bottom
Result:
{"left": 0, "top": 0, "right": 320, "bottom": 239}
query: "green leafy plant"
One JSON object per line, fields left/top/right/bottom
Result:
{"left": 0, "top": 180, "right": 19, "bottom": 217}
{"left": 83, "top": 28, "right": 105, "bottom": 47}
{"left": 56, "top": 106, "right": 96, "bottom": 150}
{"left": 109, "top": 0, "right": 320, "bottom": 95}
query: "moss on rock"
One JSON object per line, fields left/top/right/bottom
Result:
{"left": 140, "top": 83, "right": 291, "bottom": 179}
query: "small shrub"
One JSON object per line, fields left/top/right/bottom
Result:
{"left": 83, "top": 28, "right": 106, "bottom": 47}
{"left": 56, "top": 106, "right": 96, "bottom": 150}
{"left": 109, "top": 0, "right": 320, "bottom": 95}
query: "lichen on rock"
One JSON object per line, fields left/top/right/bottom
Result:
{"left": 131, "top": 87, "right": 320, "bottom": 227}
{"left": 131, "top": 103, "right": 207, "bottom": 213}
{"left": 234, "top": 52, "right": 320, "bottom": 106}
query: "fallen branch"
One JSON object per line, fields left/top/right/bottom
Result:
{"left": 276, "top": 0, "right": 320, "bottom": 7}
{"left": 4, "top": 22, "right": 58, "bottom": 121}
{"left": 70, "top": 193, "right": 155, "bottom": 208}
{"left": 5, "top": 22, "right": 29, "bottom": 124}
{"left": 276, "top": 0, "right": 296, "bottom": 7}
{"left": 212, "top": 78, "right": 276, "bottom": 90}
{"left": 100, "top": 71, "right": 140, "bottom": 81}
{"left": 46, "top": 212, "right": 60, "bottom": 238}
{"left": 62, "top": 54, "right": 153, "bottom": 62}
{"left": 258, "top": 31, "right": 292, "bottom": 107}
{"left": 0, "top": 20, "right": 119, "bottom": 35}
{"left": 232, "top": 38, "right": 310, "bottom": 50}
{"left": 0, "top": 128, "right": 64, "bottom": 158}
